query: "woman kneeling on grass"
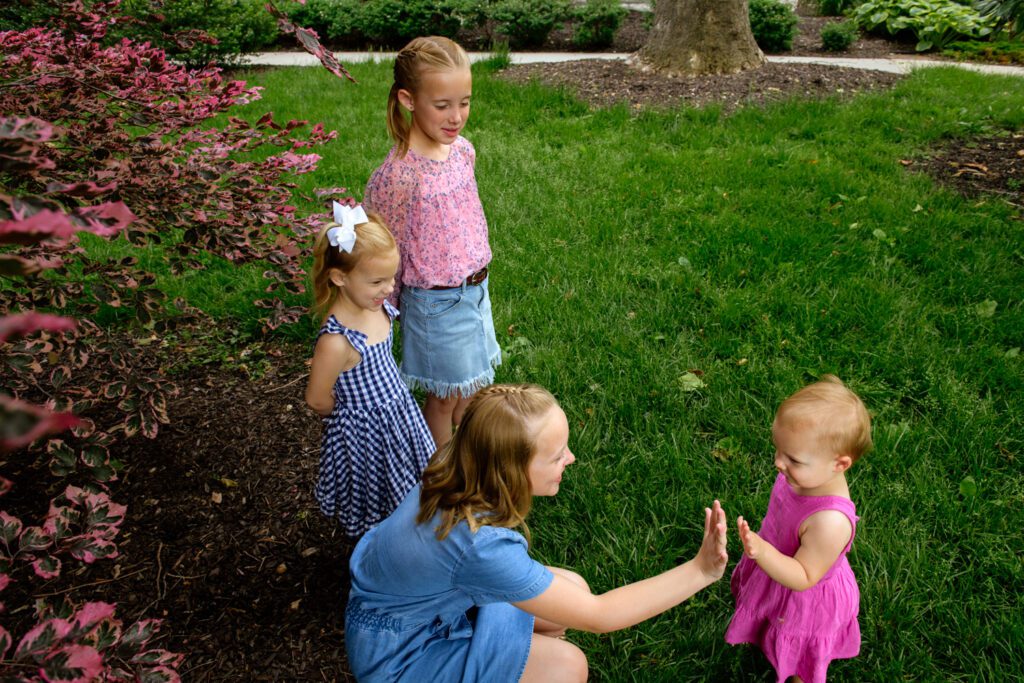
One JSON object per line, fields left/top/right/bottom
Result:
{"left": 344, "top": 383, "right": 728, "bottom": 682}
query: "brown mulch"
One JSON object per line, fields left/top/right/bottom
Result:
{"left": 497, "top": 59, "right": 904, "bottom": 114}
{"left": 4, "top": 352, "right": 358, "bottom": 681}
{"left": 910, "top": 132, "right": 1024, "bottom": 212}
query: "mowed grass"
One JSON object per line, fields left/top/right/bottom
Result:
{"left": 182, "top": 62, "right": 1022, "bottom": 680}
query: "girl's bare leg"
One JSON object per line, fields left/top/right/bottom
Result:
{"left": 519, "top": 634, "right": 588, "bottom": 683}
{"left": 452, "top": 394, "right": 473, "bottom": 428}
{"left": 423, "top": 393, "right": 459, "bottom": 447}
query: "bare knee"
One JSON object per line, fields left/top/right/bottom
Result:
{"left": 558, "top": 642, "right": 588, "bottom": 683}
{"left": 426, "top": 393, "right": 459, "bottom": 412}
{"left": 521, "top": 636, "right": 588, "bottom": 683}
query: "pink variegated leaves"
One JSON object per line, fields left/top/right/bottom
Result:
{"left": 5, "top": 600, "right": 182, "bottom": 683}
{"left": 0, "top": 485, "right": 126, "bottom": 584}
{"left": 1, "top": 2, "right": 351, "bottom": 679}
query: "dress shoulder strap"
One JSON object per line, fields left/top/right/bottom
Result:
{"left": 317, "top": 314, "right": 368, "bottom": 354}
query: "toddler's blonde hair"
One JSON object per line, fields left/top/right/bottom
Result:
{"left": 775, "top": 375, "right": 872, "bottom": 462}
{"left": 417, "top": 384, "right": 559, "bottom": 543}
{"left": 310, "top": 209, "right": 396, "bottom": 319}
{"left": 387, "top": 36, "right": 471, "bottom": 159}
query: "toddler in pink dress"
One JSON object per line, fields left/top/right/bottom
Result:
{"left": 726, "top": 375, "right": 872, "bottom": 683}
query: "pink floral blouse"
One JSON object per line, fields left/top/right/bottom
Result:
{"left": 364, "top": 136, "right": 491, "bottom": 302}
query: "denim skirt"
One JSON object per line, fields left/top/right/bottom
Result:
{"left": 399, "top": 278, "right": 501, "bottom": 399}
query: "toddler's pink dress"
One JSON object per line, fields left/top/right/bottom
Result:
{"left": 726, "top": 473, "right": 860, "bottom": 683}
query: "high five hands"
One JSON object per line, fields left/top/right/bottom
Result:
{"left": 736, "top": 516, "right": 765, "bottom": 560}
{"left": 697, "top": 500, "right": 729, "bottom": 582}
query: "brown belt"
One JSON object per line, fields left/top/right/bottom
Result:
{"left": 427, "top": 266, "right": 488, "bottom": 290}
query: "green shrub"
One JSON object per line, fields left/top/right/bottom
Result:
{"left": 286, "top": 0, "right": 363, "bottom": 43}
{"left": 572, "top": 0, "right": 628, "bottom": 48}
{"left": 851, "top": 0, "right": 997, "bottom": 50}
{"left": 749, "top": 0, "right": 799, "bottom": 52}
{"left": 821, "top": 19, "right": 859, "bottom": 50}
{"left": 358, "top": 0, "right": 467, "bottom": 45}
{"left": 120, "top": 0, "right": 278, "bottom": 66}
{"left": 0, "top": 0, "right": 53, "bottom": 30}
{"left": 942, "top": 37, "right": 1024, "bottom": 62}
{"left": 817, "top": 0, "right": 856, "bottom": 15}
{"left": 492, "top": 0, "right": 572, "bottom": 48}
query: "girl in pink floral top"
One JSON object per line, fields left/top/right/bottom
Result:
{"left": 364, "top": 36, "right": 500, "bottom": 448}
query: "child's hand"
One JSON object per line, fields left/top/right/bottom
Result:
{"left": 736, "top": 516, "right": 765, "bottom": 560}
{"left": 696, "top": 500, "right": 728, "bottom": 582}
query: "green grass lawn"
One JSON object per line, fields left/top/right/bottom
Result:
{"left": 190, "top": 62, "right": 1022, "bottom": 680}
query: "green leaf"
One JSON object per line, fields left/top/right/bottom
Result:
{"left": 711, "top": 436, "right": 741, "bottom": 461}
{"left": 677, "top": 372, "right": 706, "bottom": 393}
{"left": 959, "top": 476, "right": 978, "bottom": 498}
{"left": 976, "top": 299, "right": 997, "bottom": 318}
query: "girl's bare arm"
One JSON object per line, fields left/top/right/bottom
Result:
{"left": 305, "top": 334, "right": 359, "bottom": 416}
{"left": 514, "top": 501, "right": 728, "bottom": 634}
{"left": 736, "top": 510, "right": 851, "bottom": 591}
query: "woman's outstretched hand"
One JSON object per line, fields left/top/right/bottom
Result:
{"left": 696, "top": 500, "right": 728, "bottom": 582}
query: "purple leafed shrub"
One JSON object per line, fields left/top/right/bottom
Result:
{"left": 1, "top": 0, "right": 352, "bottom": 676}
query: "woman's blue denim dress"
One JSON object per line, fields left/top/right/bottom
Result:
{"left": 345, "top": 486, "right": 553, "bottom": 682}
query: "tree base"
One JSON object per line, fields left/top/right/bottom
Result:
{"left": 636, "top": 0, "right": 767, "bottom": 77}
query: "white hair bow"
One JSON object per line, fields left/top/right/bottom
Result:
{"left": 327, "top": 201, "right": 368, "bottom": 253}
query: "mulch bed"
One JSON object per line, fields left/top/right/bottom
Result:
{"left": 497, "top": 59, "right": 904, "bottom": 114}
{"left": 496, "top": 10, "right": 910, "bottom": 114}
{"left": 4, "top": 353, "right": 359, "bottom": 681}
{"left": 910, "top": 132, "right": 1024, "bottom": 212}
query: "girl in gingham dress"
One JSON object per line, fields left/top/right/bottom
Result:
{"left": 305, "top": 202, "right": 435, "bottom": 538}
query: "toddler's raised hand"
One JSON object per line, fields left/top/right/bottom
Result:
{"left": 696, "top": 500, "right": 728, "bottom": 582}
{"left": 736, "top": 516, "right": 765, "bottom": 560}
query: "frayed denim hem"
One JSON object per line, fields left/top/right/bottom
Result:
{"left": 403, "top": 351, "right": 501, "bottom": 399}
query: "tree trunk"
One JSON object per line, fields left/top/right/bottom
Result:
{"left": 633, "top": 0, "right": 766, "bottom": 77}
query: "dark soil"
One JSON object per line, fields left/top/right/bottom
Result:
{"left": 497, "top": 59, "right": 904, "bottom": 114}
{"left": 4, "top": 352, "right": 358, "bottom": 682}
{"left": 910, "top": 131, "right": 1024, "bottom": 212}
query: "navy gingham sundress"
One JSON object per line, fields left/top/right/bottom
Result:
{"left": 315, "top": 301, "right": 435, "bottom": 537}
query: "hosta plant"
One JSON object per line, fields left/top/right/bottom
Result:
{"left": 851, "top": 0, "right": 997, "bottom": 50}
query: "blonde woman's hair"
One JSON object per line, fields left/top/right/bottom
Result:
{"left": 387, "top": 36, "right": 471, "bottom": 158}
{"left": 417, "top": 384, "right": 559, "bottom": 542}
{"left": 775, "top": 374, "right": 873, "bottom": 463}
{"left": 310, "top": 209, "right": 397, "bottom": 319}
